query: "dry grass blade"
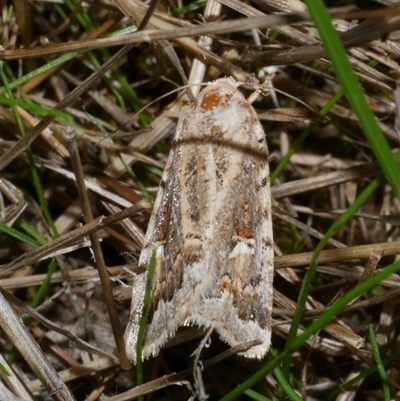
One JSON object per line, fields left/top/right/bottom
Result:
{"left": 0, "top": 292, "right": 76, "bottom": 401}
{"left": 1, "top": 0, "right": 399, "bottom": 400}
{"left": 0, "top": 207, "right": 144, "bottom": 276}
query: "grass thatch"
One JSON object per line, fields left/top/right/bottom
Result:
{"left": 1, "top": 1, "right": 400, "bottom": 400}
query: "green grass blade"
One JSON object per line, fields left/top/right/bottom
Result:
{"left": 303, "top": 0, "right": 400, "bottom": 198}
{"left": 274, "top": 366, "right": 303, "bottom": 401}
{"left": 171, "top": 0, "right": 207, "bottom": 16}
{"left": 327, "top": 347, "right": 400, "bottom": 400}
{"left": 136, "top": 249, "right": 157, "bottom": 399}
{"left": 0, "top": 222, "right": 39, "bottom": 248}
{"left": 369, "top": 325, "right": 391, "bottom": 401}
{"left": 244, "top": 388, "right": 273, "bottom": 401}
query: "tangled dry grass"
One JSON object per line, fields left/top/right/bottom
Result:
{"left": 1, "top": 0, "right": 400, "bottom": 400}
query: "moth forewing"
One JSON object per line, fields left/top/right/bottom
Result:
{"left": 125, "top": 77, "right": 274, "bottom": 363}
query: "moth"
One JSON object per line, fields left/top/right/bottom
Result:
{"left": 124, "top": 77, "right": 274, "bottom": 363}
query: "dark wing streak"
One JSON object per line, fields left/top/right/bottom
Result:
{"left": 144, "top": 142, "right": 184, "bottom": 323}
